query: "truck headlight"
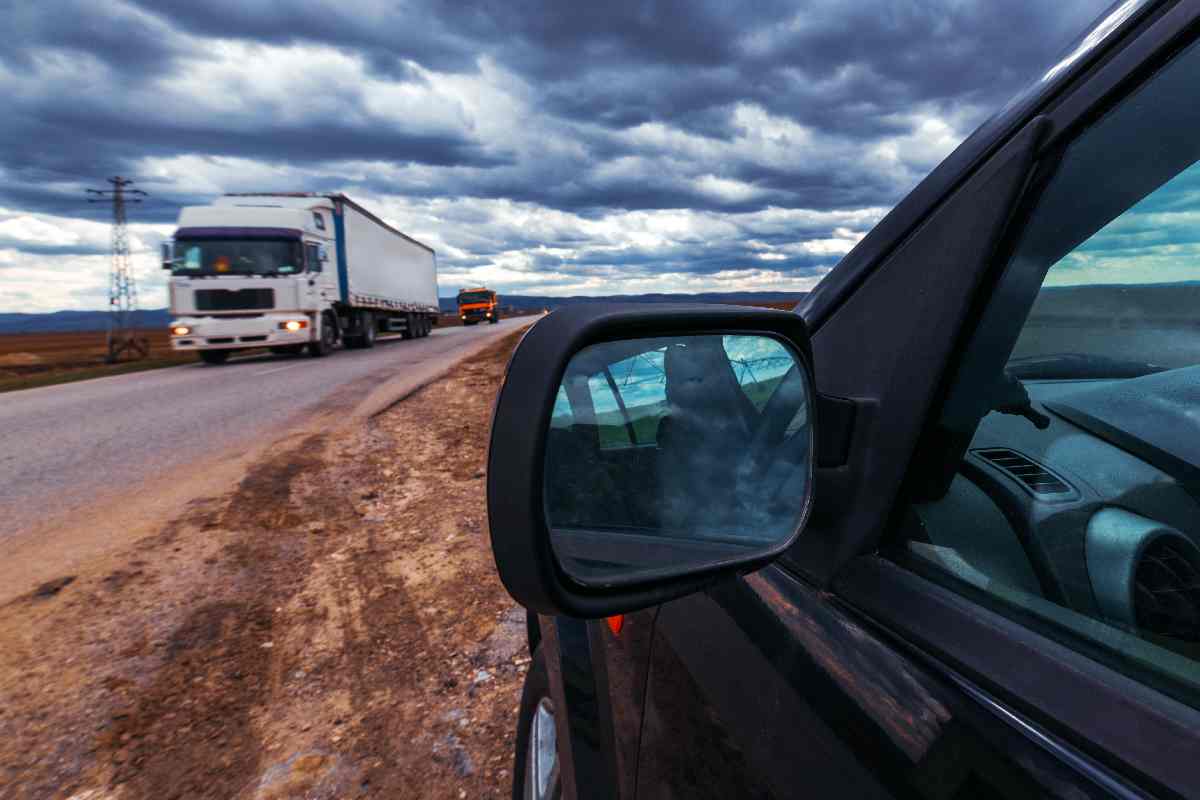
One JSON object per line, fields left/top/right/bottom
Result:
{"left": 171, "top": 325, "right": 191, "bottom": 336}
{"left": 486, "top": 311, "right": 492, "bottom": 317}
{"left": 279, "top": 319, "right": 308, "bottom": 332}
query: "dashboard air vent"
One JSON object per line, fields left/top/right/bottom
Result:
{"left": 1135, "top": 537, "right": 1200, "bottom": 642}
{"left": 973, "top": 448, "right": 1072, "bottom": 497}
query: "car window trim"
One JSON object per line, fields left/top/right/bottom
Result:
{"left": 601, "top": 366, "right": 639, "bottom": 444}
{"left": 834, "top": 556, "right": 1200, "bottom": 799}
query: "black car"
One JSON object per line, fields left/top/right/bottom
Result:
{"left": 487, "top": 2, "right": 1200, "bottom": 797}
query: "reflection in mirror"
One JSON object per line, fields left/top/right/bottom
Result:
{"left": 544, "top": 334, "right": 813, "bottom": 587}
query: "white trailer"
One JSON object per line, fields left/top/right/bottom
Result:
{"left": 162, "top": 193, "right": 439, "bottom": 364}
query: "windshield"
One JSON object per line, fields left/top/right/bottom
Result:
{"left": 173, "top": 239, "right": 304, "bottom": 276}
{"left": 459, "top": 291, "right": 492, "bottom": 304}
{"left": 1006, "top": 47, "right": 1200, "bottom": 381}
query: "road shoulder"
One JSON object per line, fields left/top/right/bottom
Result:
{"left": 0, "top": 330, "right": 528, "bottom": 800}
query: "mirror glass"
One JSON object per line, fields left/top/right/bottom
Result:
{"left": 544, "top": 333, "right": 814, "bottom": 586}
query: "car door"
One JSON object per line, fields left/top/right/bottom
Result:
{"left": 628, "top": 4, "right": 1200, "bottom": 800}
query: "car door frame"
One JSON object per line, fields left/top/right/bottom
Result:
{"left": 818, "top": 4, "right": 1200, "bottom": 797}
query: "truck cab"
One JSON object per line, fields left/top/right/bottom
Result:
{"left": 457, "top": 287, "right": 499, "bottom": 325}
{"left": 164, "top": 196, "right": 338, "bottom": 363}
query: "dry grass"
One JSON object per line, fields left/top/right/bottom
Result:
{"left": 0, "top": 330, "right": 192, "bottom": 393}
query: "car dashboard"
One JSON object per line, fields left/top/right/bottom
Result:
{"left": 910, "top": 368, "right": 1200, "bottom": 655}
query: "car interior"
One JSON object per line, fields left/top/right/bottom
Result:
{"left": 896, "top": 39, "right": 1200, "bottom": 692}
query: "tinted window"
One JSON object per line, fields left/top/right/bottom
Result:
{"left": 896, "top": 39, "right": 1200, "bottom": 705}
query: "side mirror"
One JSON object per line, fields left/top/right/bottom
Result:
{"left": 319, "top": 245, "right": 330, "bottom": 263}
{"left": 161, "top": 241, "right": 174, "bottom": 270}
{"left": 487, "top": 304, "right": 817, "bottom": 618}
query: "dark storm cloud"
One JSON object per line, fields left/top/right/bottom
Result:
{"left": 445, "top": 0, "right": 1101, "bottom": 137}
{"left": 130, "top": 0, "right": 484, "bottom": 74}
{"left": 0, "top": 0, "right": 1113, "bottom": 299}
{"left": 4, "top": 0, "right": 184, "bottom": 74}
{"left": 0, "top": 240, "right": 109, "bottom": 257}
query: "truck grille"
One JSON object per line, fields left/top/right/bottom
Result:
{"left": 195, "top": 289, "right": 274, "bottom": 311}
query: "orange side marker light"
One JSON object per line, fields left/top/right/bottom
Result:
{"left": 606, "top": 615, "right": 624, "bottom": 636}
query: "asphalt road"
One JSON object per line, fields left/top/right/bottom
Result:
{"left": 0, "top": 318, "right": 526, "bottom": 539}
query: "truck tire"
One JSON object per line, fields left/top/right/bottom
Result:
{"left": 345, "top": 311, "right": 376, "bottom": 349}
{"left": 420, "top": 316, "right": 431, "bottom": 337}
{"left": 308, "top": 314, "right": 336, "bottom": 357}
{"left": 199, "top": 350, "right": 230, "bottom": 365}
{"left": 363, "top": 313, "right": 377, "bottom": 347}
{"left": 401, "top": 312, "right": 416, "bottom": 340}
{"left": 489, "top": 313, "right": 499, "bottom": 325}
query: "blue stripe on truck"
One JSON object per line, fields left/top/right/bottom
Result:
{"left": 333, "top": 203, "right": 349, "bottom": 304}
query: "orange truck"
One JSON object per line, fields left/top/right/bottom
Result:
{"left": 457, "top": 287, "right": 500, "bottom": 325}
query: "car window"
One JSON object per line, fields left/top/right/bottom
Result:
{"left": 587, "top": 373, "right": 635, "bottom": 449}
{"left": 605, "top": 349, "right": 668, "bottom": 445}
{"left": 893, "top": 38, "right": 1200, "bottom": 705}
{"left": 560, "top": 336, "right": 801, "bottom": 451}
{"left": 550, "top": 386, "right": 573, "bottom": 429}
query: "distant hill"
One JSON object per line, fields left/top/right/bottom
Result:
{"left": 440, "top": 291, "right": 808, "bottom": 313}
{"left": 0, "top": 293, "right": 808, "bottom": 334}
{"left": 0, "top": 309, "right": 171, "bottom": 334}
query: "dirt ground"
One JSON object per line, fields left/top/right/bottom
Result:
{"left": 0, "top": 330, "right": 191, "bottom": 392}
{"left": 0, "top": 330, "right": 529, "bottom": 800}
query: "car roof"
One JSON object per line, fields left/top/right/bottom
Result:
{"left": 800, "top": 0, "right": 1165, "bottom": 331}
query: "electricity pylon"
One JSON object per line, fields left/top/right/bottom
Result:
{"left": 87, "top": 177, "right": 150, "bottom": 363}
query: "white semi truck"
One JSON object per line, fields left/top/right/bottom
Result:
{"left": 162, "top": 193, "right": 439, "bottom": 364}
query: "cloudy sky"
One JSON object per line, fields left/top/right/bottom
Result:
{"left": 0, "top": 0, "right": 1110, "bottom": 312}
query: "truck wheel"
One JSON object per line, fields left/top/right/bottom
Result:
{"left": 420, "top": 316, "right": 431, "bottom": 337}
{"left": 362, "top": 313, "right": 377, "bottom": 347}
{"left": 199, "top": 350, "right": 230, "bottom": 365}
{"left": 345, "top": 311, "right": 375, "bottom": 349}
{"left": 401, "top": 312, "right": 416, "bottom": 340}
{"left": 512, "top": 645, "right": 561, "bottom": 800}
{"left": 308, "top": 315, "right": 336, "bottom": 357}
{"left": 489, "top": 313, "right": 499, "bottom": 325}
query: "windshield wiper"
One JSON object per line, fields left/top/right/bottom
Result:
{"left": 1007, "top": 352, "right": 1167, "bottom": 380}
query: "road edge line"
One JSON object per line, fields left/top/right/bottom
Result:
{"left": 355, "top": 320, "right": 535, "bottom": 422}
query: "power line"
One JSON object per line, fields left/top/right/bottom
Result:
{"left": 87, "top": 176, "right": 149, "bottom": 363}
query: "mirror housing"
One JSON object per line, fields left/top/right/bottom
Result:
{"left": 161, "top": 241, "right": 174, "bottom": 270}
{"left": 487, "top": 303, "right": 817, "bottom": 618}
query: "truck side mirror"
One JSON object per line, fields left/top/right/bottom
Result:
{"left": 161, "top": 241, "right": 174, "bottom": 270}
{"left": 487, "top": 304, "right": 817, "bottom": 618}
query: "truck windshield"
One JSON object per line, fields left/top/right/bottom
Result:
{"left": 172, "top": 239, "right": 304, "bottom": 276}
{"left": 459, "top": 292, "right": 491, "bottom": 304}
